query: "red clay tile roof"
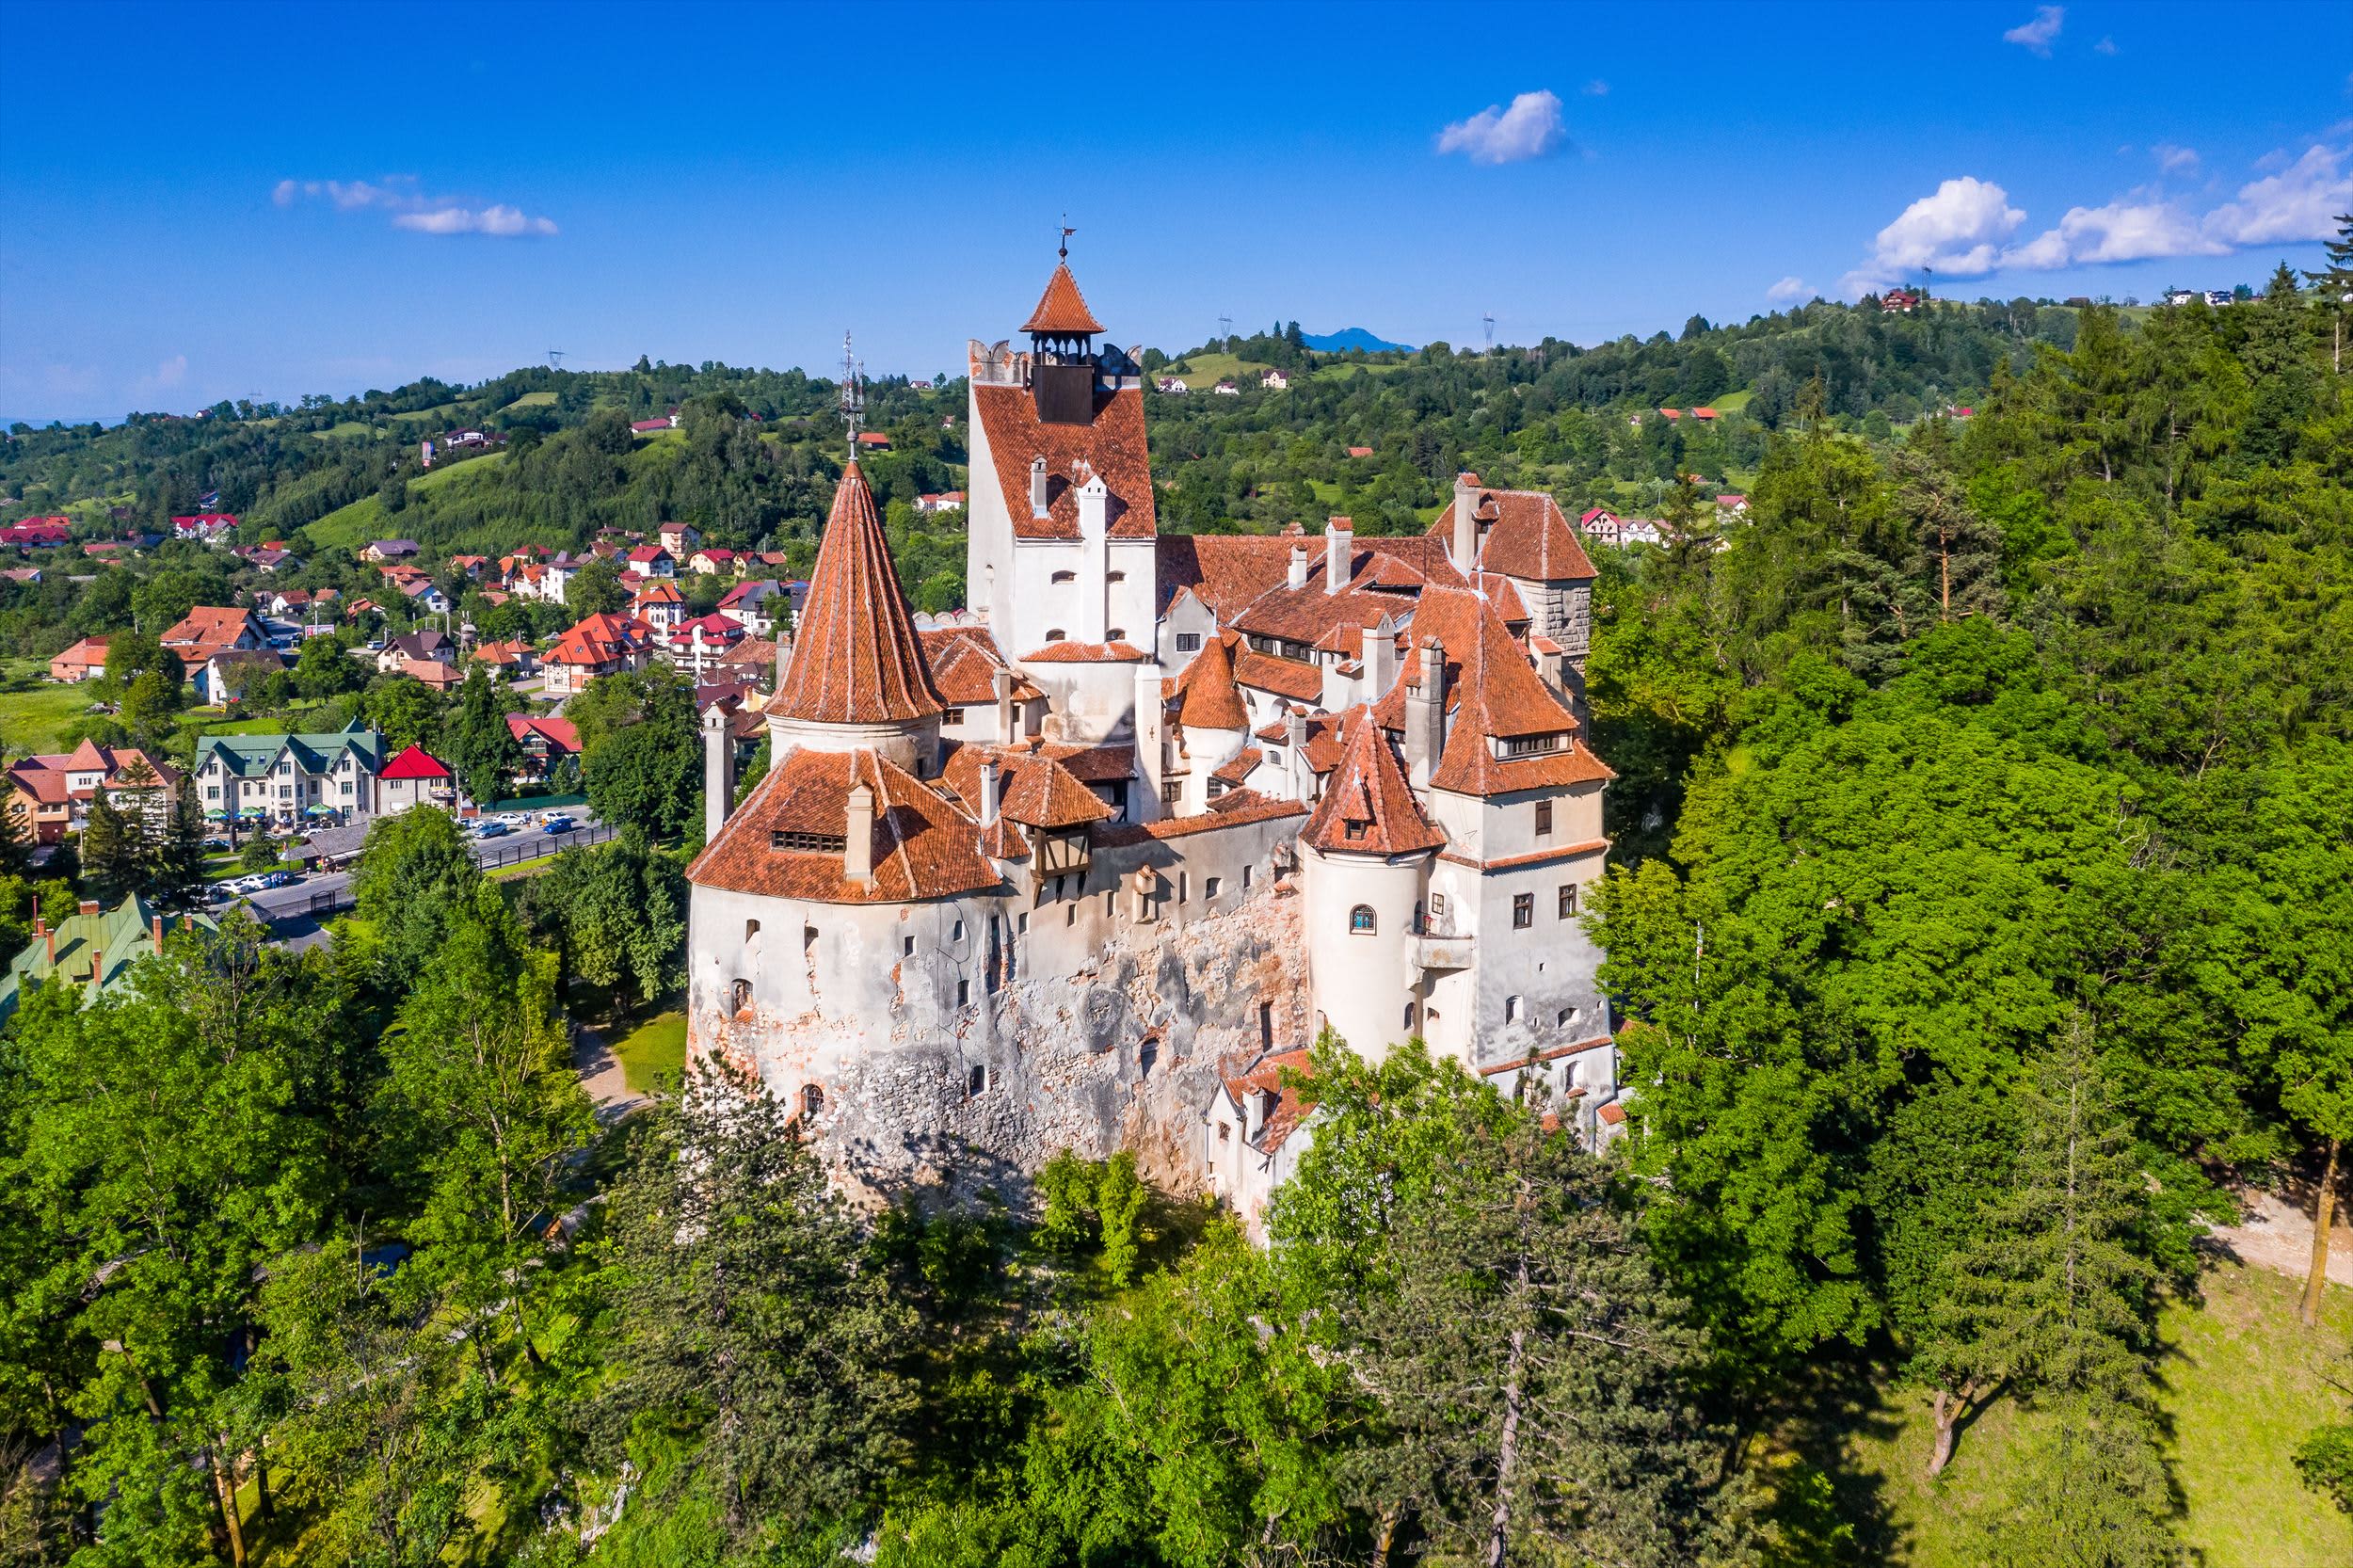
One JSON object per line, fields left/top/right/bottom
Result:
{"left": 1094, "top": 788, "right": 1305, "bottom": 848}
{"left": 1210, "top": 747, "right": 1261, "bottom": 787}
{"left": 160, "top": 605, "right": 260, "bottom": 648}
{"left": 770, "top": 461, "right": 944, "bottom": 727}
{"left": 1426, "top": 487, "right": 1596, "bottom": 583}
{"left": 1019, "top": 639, "right": 1150, "bottom": 663}
{"left": 1156, "top": 535, "right": 1298, "bottom": 619}
{"left": 1303, "top": 710, "right": 1445, "bottom": 856}
{"left": 1220, "top": 1048, "right": 1319, "bottom": 1153}
{"left": 548, "top": 612, "right": 648, "bottom": 668}
{"left": 972, "top": 382, "right": 1156, "bottom": 541}
{"left": 938, "top": 741, "right": 1125, "bottom": 828}
{"left": 686, "top": 746, "right": 998, "bottom": 904}
{"left": 920, "top": 627, "right": 1043, "bottom": 705}
{"left": 1255, "top": 711, "right": 1349, "bottom": 775}
{"left": 505, "top": 713, "right": 580, "bottom": 752}
{"left": 380, "top": 744, "right": 454, "bottom": 781}
{"left": 1021, "top": 262, "right": 1105, "bottom": 335}
{"left": 1175, "top": 632, "right": 1250, "bottom": 729}
{"left": 11, "top": 744, "right": 181, "bottom": 806}
{"left": 1231, "top": 646, "right": 1322, "bottom": 704}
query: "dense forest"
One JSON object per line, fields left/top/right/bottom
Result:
{"left": 2, "top": 247, "right": 2351, "bottom": 1564}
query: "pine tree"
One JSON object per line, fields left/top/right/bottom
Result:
{"left": 79, "top": 785, "right": 141, "bottom": 904}
{"left": 2301, "top": 212, "right": 2353, "bottom": 375}
{"left": 1892, "top": 450, "right": 2006, "bottom": 624}
{"left": 150, "top": 783, "right": 210, "bottom": 911}
{"left": 1952, "top": 1024, "right": 2180, "bottom": 1562}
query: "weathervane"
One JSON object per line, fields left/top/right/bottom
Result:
{"left": 1058, "top": 214, "right": 1076, "bottom": 260}
{"left": 838, "top": 329, "right": 865, "bottom": 454}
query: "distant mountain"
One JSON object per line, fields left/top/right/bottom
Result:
{"left": 1301, "top": 328, "right": 1414, "bottom": 354}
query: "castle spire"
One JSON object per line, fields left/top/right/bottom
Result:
{"left": 769, "top": 462, "right": 944, "bottom": 727}
{"left": 1303, "top": 709, "right": 1444, "bottom": 856}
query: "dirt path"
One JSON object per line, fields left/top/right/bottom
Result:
{"left": 2202, "top": 1179, "right": 2353, "bottom": 1289}
{"left": 572, "top": 1021, "right": 647, "bottom": 1122}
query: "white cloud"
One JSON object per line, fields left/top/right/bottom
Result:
{"left": 2153, "top": 143, "right": 2199, "bottom": 174}
{"left": 2004, "top": 6, "right": 2064, "bottom": 55}
{"left": 1436, "top": 90, "right": 1569, "bottom": 166}
{"left": 2005, "top": 199, "right": 2225, "bottom": 268}
{"left": 1582, "top": 79, "right": 1609, "bottom": 96}
{"left": 2201, "top": 144, "right": 2353, "bottom": 246}
{"left": 392, "top": 204, "right": 558, "bottom": 237}
{"left": 1767, "top": 276, "right": 1813, "bottom": 305}
{"left": 274, "top": 176, "right": 557, "bottom": 237}
{"left": 1858, "top": 176, "right": 2026, "bottom": 286}
{"left": 2094, "top": 35, "right": 2117, "bottom": 56}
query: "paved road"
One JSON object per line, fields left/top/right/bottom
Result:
{"left": 233, "top": 811, "right": 606, "bottom": 950}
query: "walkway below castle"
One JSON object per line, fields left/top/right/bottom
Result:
{"left": 2203, "top": 1177, "right": 2353, "bottom": 1289}
{"left": 572, "top": 1021, "right": 647, "bottom": 1124}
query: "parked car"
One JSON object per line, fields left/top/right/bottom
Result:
{"left": 539, "top": 815, "right": 575, "bottom": 836}
{"left": 201, "top": 837, "right": 231, "bottom": 853}
{"left": 474, "top": 821, "right": 511, "bottom": 840}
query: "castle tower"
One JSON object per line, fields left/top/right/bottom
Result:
{"left": 1298, "top": 709, "right": 1446, "bottom": 1060}
{"left": 767, "top": 460, "right": 946, "bottom": 775}
{"left": 964, "top": 255, "right": 1157, "bottom": 713}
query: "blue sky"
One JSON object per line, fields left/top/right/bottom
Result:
{"left": 3, "top": 0, "right": 2346, "bottom": 421}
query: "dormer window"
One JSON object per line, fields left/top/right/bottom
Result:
{"left": 1499, "top": 734, "right": 1562, "bottom": 759}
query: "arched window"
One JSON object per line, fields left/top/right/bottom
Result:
{"left": 1350, "top": 904, "right": 1377, "bottom": 935}
{"left": 1051, "top": 569, "right": 1077, "bottom": 584}
{"left": 744, "top": 918, "right": 760, "bottom": 942}
{"left": 729, "top": 978, "right": 753, "bottom": 1016}
{"left": 802, "top": 1083, "right": 824, "bottom": 1118}
{"left": 1045, "top": 628, "right": 1066, "bottom": 642}
{"left": 967, "top": 1064, "right": 987, "bottom": 1097}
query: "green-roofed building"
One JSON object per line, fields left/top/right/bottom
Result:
{"left": 0, "top": 893, "right": 218, "bottom": 1022}
{"left": 190, "top": 721, "right": 390, "bottom": 831}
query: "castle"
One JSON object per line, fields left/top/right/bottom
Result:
{"left": 685, "top": 259, "right": 1621, "bottom": 1220}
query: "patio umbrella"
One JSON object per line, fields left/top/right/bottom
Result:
{"left": 203, "top": 808, "right": 225, "bottom": 821}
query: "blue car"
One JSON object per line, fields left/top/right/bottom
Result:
{"left": 474, "top": 821, "right": 511, "bottom": 840}
{"left": 540, "top": 816, "right": 576, "bottom": 836}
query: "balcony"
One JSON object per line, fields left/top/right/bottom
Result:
{"left": 1408, "top": 933, "right": 1475, "bottom": 972}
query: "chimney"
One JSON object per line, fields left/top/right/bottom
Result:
{"left": 1404, "top": 638, "right": 1446, "bottom": 787}
{"left": 843, "top": 782, "right": 875, "bottom": 888}
{"left": 1369, "top": 621, "right": 1400, "bottom": 699}
{"left": 32, "top": 901, "right": 44, "bottom": 939}
{"left": 1286, "top": 704, "right": 1309, "bottom": 802}
{"left": 1451, "top": 474, "right": 1480, "bottom": 570}
{"left": 702, "top": 705, "right": 735, "bottom": 840}
{"left": 1133, "top": 664, "right": 1165, "bottom": 822}
{"left": 88, "top": 949, "right": 102, "bottom": 987}
{"left": 992, "top": 666, "right": 1015, "bottom": 741}
{"left": 978, "top": 759, "right": 1000, "bottom": 825}
{"left": 152, "top": 914, "right": 165, "bottom": 955}
{"left": 44, "top": 929, "right": 55, "bottom": 966}
{"left": 1286, "top": 543, "right": 1309, "bottom": 591}
{"left": 1030, "top": 456, "right": 1050, "bottom": 519}
{"left": 78, "top": 900, "right": 99, "bottom": 917}
{"left": 1323, "top": 517, "right": 1353, "bottom": 595}
{"left": 1075, "top": 464, "right": 1108, "bottom": 539}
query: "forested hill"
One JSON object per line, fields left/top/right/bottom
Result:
{"left": 1, "top": 293, "right": 2093, "bottom": 595}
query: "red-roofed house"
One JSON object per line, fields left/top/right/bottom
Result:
{"left": 48, "top": 636, "right": 109, "bottom": 683}
{"left": 9, "top": 741, "right": 180, "bottom": 845}
{"left": 624, "top": 545, "right": 676, "bottom": 579}
{"left": 542, "top": 611, "right": 651, "bottom": 696}
{"left": 377, "top": 744, "right": 456, "bottom": 815}
{"left": 669, "top": 612, "right": 746, "bottom": 680}
{"left": 504, "top": 713, "right": 581, "bottom": 783}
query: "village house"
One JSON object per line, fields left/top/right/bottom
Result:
{"left": 624, "top": 545, "right": 677, "bottom": 579}
{"left": 632, "top": 578, "right": 688, "bottom": 637}
{"left": 688, "top": 547, "right": 741, "bottom": 576}
{"left": 360, "top": 538, "right": 422, "bottom": 565}
{"left": 190, "top": 724, "right": 388, "bottom": 829}
{"left": 541, "top": 611, "right": 652, "bottom": 696}
{"left": 160, "top": 605, "right": 269, "bottom": 676}
{"left": 1260, "top": 368, "right": 1290, "bottom": 391}
{"left": 8, "top": 740, "right": 179, "bottom": 845}
{"left": 0, "top": 895, "right": 217, "bottom": 1024}
{"left": 668, "top": 612, "right": 747, "bottom": 680}
{"left": 376, "top": 629, "right": 455, "bottom": 672}
{"left": 197, "top": 647, "right": 288, "bottom": 707}
{"left": 915, "top": 491, "right": 966, "bottom": 515}
{"left": 47, "top": 635, "right": 108, "bottom": 683}
{"left": 716, "top": 578, "right": 793, "bottom": 637}
{"left": 169, "top": 513, "right": 238, "bottom": 542}
{"left": 505, "top": 713, "right": 581, "bottom": 784}
{"left": 658, "top": 522, "right": 703, "bottom": 555}
{"left": 376, "top": 743, "right": 458, "bottom": 814}
{"left": 471, "top": 638, "right": 538, "bottom": 680}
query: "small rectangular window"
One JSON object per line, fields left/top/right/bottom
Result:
{"left": 903, "top": 936, "right": 915, "bottom": 956}
{"left": 952, "top": 919, "right": 966, "bottom": 940}
{"left": 1205, "top": 877, "right": 1221, "bottom": 899}
{"left": 1534, "top": 801, "right": 1553, "bottom": 837}
{"left": 1241, "top": 864, "right": 1253, "bottom": 888}
{"left": 1160, "top": 780, "right": 1182, "bottom": 805}
{"left": 1176, "top": 632, "right": 1202, "bottom": 653}
{"left": 1559, "top": 883, "right": 1577, "bottom": 919}
{"left": 956, "top": 980, "right": 970, "bottom": 1007}
{"left": 1505, "top": 995, "right": 1521, "bottom": 1023}
{"left": 1513, "top": 893, "right": 1533, "bottom": 928}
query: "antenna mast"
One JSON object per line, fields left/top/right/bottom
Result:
{"left": 1217, "top": 314, "right": 1233, "bottom": 342}
{"left": 838, "top": 330, "right": 865, "bottom": 454}
{"left": 547, "top": 349, "right": 566, "bottom": 370}
{"left": 1482, "top": 312, "right": 1497, "bottom": 351}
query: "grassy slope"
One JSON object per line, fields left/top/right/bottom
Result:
{"left": 1824, "top": 1260, "right": 2352, "bottom": 1567}
{"left": 612, "top": 1010, "right": 686, "bottom": 1094}
{"left": 0, "top": 660, "right": 105, "bottom": 750}
{"left": 1155, "top": 351, "right": 1275, "bottom": 390}
{"left": 301, "top": 450, "right": 509, "bottom": 553}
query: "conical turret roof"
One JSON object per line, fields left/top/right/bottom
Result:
{"left": 1175, "top": 633, "right": 1250, "bottom": 730}
{"left": 1303, "top": 708, "right": 1444, "bottom": 856}
{"left": 769, "top": 462, "right": 945, "bottom": 726}
{"left": 1022, "top": 263, "right": 1105, "bottom": 335}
